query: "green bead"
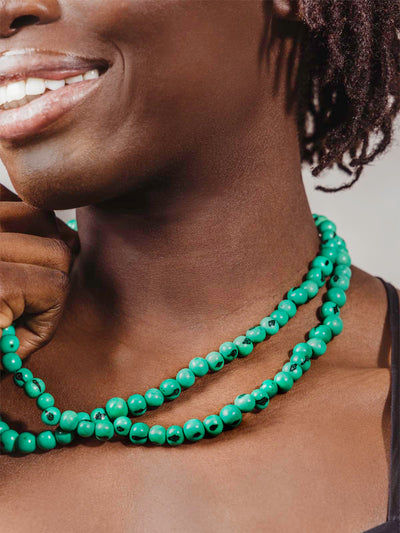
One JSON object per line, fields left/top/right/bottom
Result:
{"left": 306, "top": 267, "right": 325, "bottom": 288}
{"left": 326, "top": 288, "right": 346, "bottom": 307}
{"left": 282, "top": 362, "right": 303, "bottom": 381}
{"left": 309, "top": 324, "right": 332, "bottom": 343}
{"left": 106, "top": 397, "right": 129, "bottom": 419}
{"left": 166, "top": 425, "right": 184, "bottom": 446}
{"left": 77, "top": 412, "right": 90, "bottom": 422}
{"left": 311, "top": 255, "right": 334, "bottom": 276}
{"left": 205, "top": 351, "right": 225, "bottom": 372}
{"left": 2, "top": 352, "right": 22, "bottom": 372}
{"left": 159, "top": 378, "right": 181, "bottom": 401}
{"left": 234, "top": 393, "right": 256, "bottom": 412}
{"left": 329, "top": 274, "right": 350, "bottom": 291}
{"left": 233, "top": 336, "right": 253, "bottom": 357}
{"left": 55, "top": 428, "right": 75, "bottom": 445}
{"left": 0, "top": 420, "right": 10, "bottom": 434}
{"left": 320, "top": 301, "right": 340, "bottom": 319}
{"left": 321, "top": 229, "right": 336, "bottom": 242}
{"left": 290, "top": 353, "right": 311, "bottom": 372}
{"left": 37, "top": 431, "right": 56, "bottom": 451}
{"left": 36, "top": 392, "right": 55, "bottom": 410}
{"left": 278, "top": 299, "right": 297, "bottom": 318}
{"left": 148, "top": 425, "right": 166, "bottom": 445}
{"left": 90, "top": 407, "right": 108, "bottom": 422}
{"left": 270, "top": 308, "right": 289, "bottom": 326}
{"left": 274, "top": 371, "right": 294, "bottom": 392}
{"left": 17, "top": 432, "right": 36, "bottom": 453}
{"left": 42, "top": 407, "right": 61, "bottom": 426}
{"left": 306, "top": 337, "right": 327, "bottom": 357}
{"left": 2, "top": 325, "right": 15, "bottom": 336}
{"left": 245, "top": 326, "right": 266, "bottom": 343}
{"left": 260, "top": 317, "right": 279, "bottom": 335}
{"left": 219, "top": 404, "right": 242, "bottom": 427}
{"left": 67, "top": 219, "right": 78, "bottom": 231}
{"left": 336, "top": 249, "right": 351, "bottom": 266}
{"left": 176, "top": 368, "right": 196, "bottom": 388}
{"left": 127, "top": 394, "right": 147, "bottom": 416}
{"left": 300, "top": 280, "right": 319, "bottom": 299}
{"left": 260, "top": 379, "right": 278, "bottom": 398}
{"left": 251, "top": 388, "right": 270, "bottom": 409}
{"left": 113, "top": 416, "right": 132, "bottom": 436}
{"left": 189, "top": 357, "right": 209, "bottom": 377}
{"left": 13, "top": 367, "right": 33, "bottom": 387}
{"left": 323, "top": 316, "right": 343, "bottom": 336}
{"left": 320, "top": 246, "right": 338, "bottom": 263}
{"left": 183, "top": 419, "right": 205, "bottom": 442}
{"left": 292, "top": 342, "right": 313, "bottom": 360}
{"left": 1, "top": 429, "right": 19, "bottom": 453}
{"left": 321, "top": 237, "right": 338, "bottom": 250}
{"left": 334, "top": 236, "right": 347, "bottom": 249}
{"left": 319, "top": 219, "right": 336, "bottom": 234}
{"left": 334, "top": 265, "right": 352, "bottom": 279}
{"left": 219, "top": 341, "right": 239, "bottom": 362}
{"left": 203, "top": 415, "right": 224, "bottom": 436}
{"left": 313, "top": 213, "right": 328, "bottom": 226}
{"left": 77, "top": 420, "right": 95, "bottom": 438}
{"left": 144, "top": 388, "right": 164, "bottom": 408}
{"left": 60, "top": 410, "right": 79, "bottom": 431}
{"left": 129, "top": 422, "right": 149, "bottom": 444}
{"left": 0, "top": 334, "right": 19, "bottom": 353}
{"left": 287, "top": 287, "right": 308, "bottom": 305}
{"left": 95, "top": 419, "right": 115, "bottom": 441}
{"left": 24, "top": 378, "right": 45, "bottom": 398}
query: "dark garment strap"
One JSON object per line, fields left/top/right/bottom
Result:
{"left": 376, "top": 277, "right": 400, "bottom": 522}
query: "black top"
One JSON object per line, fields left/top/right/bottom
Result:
{"left": 363, "top": 278, "right": 400, "bottom": 532}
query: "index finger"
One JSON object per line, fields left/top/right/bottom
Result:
{"left": 0, "top": 183, "right": 22, "bottom": 202}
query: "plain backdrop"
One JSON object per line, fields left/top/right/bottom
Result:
{"left": 1, "top": 120, "right": 399, "bottom": 287}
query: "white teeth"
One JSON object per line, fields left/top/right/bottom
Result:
{"left": 45, "top": 79, "right": 65, "bottom": 91}
{"left": 83, "top": 69, "right": 99, "bottom": 81}
{"left": 65, "top": 74, "right": 83, "bottom": 85}
{"left": 25, "top": 78, "right": 46, "bottom": 96}
{"left": 0, "top": 86, "right": 6, "bottom": 106}
{"left": 6, "top": 81, "right": 26, "bottom": 103}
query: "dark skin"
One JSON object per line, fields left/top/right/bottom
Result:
{"left": 0, "top": 1, "right": 398, "bottom": 531}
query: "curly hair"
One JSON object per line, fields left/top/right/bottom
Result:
{"left": 295, "top": 0, "right": 400, "bottom": 192}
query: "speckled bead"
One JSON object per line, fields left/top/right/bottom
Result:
{"left": 219, "top": 404, "right": 242, "bottom": 427}
{"left": 292, "top": 342, "right": 313, "bottom": 360}
{"left": 127, "top": 394, "right": 147, "bottom": 416}
{"left": 260, "top": 317, "right": 279, "bottom": 335}
{"left": 334, "top": 265, "right": 352, "bottom": 279}
{"left": 274, "top": 371, "right": 294, "bottom": 392}
{"left": 205, "top": 351, "right": 225, "bottom": 372}
{"left": 307, "top": 337, "right": 327, "bottom": 357}
{"left": 24, "top": 377, "right": 45, "bottom": 398}
{"left": 17, "top": 432, "right": 36, "bottom": 453}
{"left": 113, "top": 416, "right": 132, "bottom": 436}
{"left": 203, "top": 415, "right": 224, "bottom": 436}
{"left": 2, "top": 352, "right": 22, "bottom": 373}
{"left": 176, "top": 368, "right": 196, "bottom": 388}
{"left": 189, "top": 357, "right": 209, "bottom": 377}
{"left": 183, "top": 419, "right": 205, "bottom": 442}
{"left": 329, "top": 274, "right": 350, "bottom": 291}
{"left": 0, "top": 334, "right": 19, "bottom": 353}
{"left": 159, "top": 378, "right": 181, "bottom": 401}
{"left": 144, "top": 388, "right": 164, "bottom": 408}
{"left": 278, "top": 299, "right": 297, "bottom": 318}
{"left": 59, "top": 410, "right": 79, "bottom": 432}
{"left": 90, "top": 407, "right": 108, "bottom": 422}
{"left": 287, "top": 287, "right": 308, "bottom": 305}
{"left": 37, "top": 431, "right": 56, "bottom": 451}
{"left": 36, "top": 392, "right": 55, "bottom": 410}
{"left": 55, "top": 428, "right": 75, "bottom": 445}
{"left": 270, "top": 308, "right": 289, "bottom": 326}
{"left": 42, "top": 407, "right": 61, "bottom": 426}
{"left": 282, "top": 362, "right": 303, "bottom": 381}
{"left": 234, "top": 393, "right": 256, "bottom": 412}
{"left": 129, "top": 422, "right": 149, "bottom": 444}
{"left": 1, "top": 429, "right": 19, "bottom": 453}
{"left": 166, "top": 425, "right": 184, "bottom": 446}
{"left": 300, "top": 280, "right": 319, "bottom": 299}
{"left": 233, "top": 336, "right": 254, "bottom": 357}
{"left": 77, "top": 420, "right": 95, "bottom": 438}
{"left": 95, "top": 419, "right": 115, "bottom": 440}
{"left": 326, "top": 287, "right": 347, "bottom": 307}
{"left": 320, "top": 301, "right": 340, "bottom": 319}
{"left": 323, "top": 316, "right": 343, "bottom": 336}
{"left": 245, "top": 326, "right": 267, "bottom": 343}
{"left": 311, "top": 255, "right": 334, "bottom": 276}
{"left": 13, "top": 367, "right": 33, "bottom": 387}
{"left": 106, "top": 397, "right": 129, "bottom": 419}
{"left": 251, "top": 389, "right": 270, "bottom": 409}
{"left": 336, "top": 249, "right": 351, "bottom": 266}
{"left": 309, "top": 324, "right": 333, "bottom": 343}
{"left": 321, "top": 237, "right": 338, "bottom": 250}
{"left": 148, "top": 425, "right": 166, "bottom": 445}
{"left": 260, "top": 379, "right": 278, "bottom": 398}
{"left": 306, "top": 267, "right": 326, "bottom": 288}
{"left": 219, "top": 341, "right": 239, "bottom": 362}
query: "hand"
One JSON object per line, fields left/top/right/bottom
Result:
{"left": 0, "top": 184, "right": 79, "bottom": 369}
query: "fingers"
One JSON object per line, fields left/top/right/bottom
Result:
{"left": 0, "top": 183, "right": 22, "bottom": 202}
{"left": 0, "top": 201, "right": 60, "bottom": 238}
{"left": 55, "top": 217, "right": 80, "bottom": 255}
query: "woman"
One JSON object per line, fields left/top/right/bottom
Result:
{"left": 0, "top": 1, "right": 399, "bottom": 531}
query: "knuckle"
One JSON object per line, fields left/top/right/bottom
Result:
{"left": 49, "top": 237, "right": 72, "bottom": 258}
{"left": 53, "top": 269, "right": 71, "bottom": 294}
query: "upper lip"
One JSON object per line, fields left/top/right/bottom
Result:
{"left": 0, "top": 48, "right": 110, "bottom": 86}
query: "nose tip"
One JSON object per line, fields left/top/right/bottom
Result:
{"left": 0, "top": 0, "right": 60, "bottom": 38}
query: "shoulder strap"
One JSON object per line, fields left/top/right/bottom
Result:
{"left": 376, "top": 277, "right": 400, "bottom": 521}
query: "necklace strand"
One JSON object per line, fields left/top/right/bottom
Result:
{"left": 0, "top": 213, "right": 351, "bottom": 454}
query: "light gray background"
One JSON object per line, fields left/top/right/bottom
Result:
{"left": 1, "top": 120, "right": 399, "bottom": 286}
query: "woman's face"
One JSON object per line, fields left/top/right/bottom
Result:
{"left": 0, "top": 1, "right": 281, "bottom": 209}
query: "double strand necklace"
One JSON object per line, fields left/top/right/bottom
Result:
{"left": 0, "top": 213, "right": 351, "bottom": 455}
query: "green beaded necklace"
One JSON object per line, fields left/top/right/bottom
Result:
{"left": 0, "top": 213, "right": 351, "bottom": 454}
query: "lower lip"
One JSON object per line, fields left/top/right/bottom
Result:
{"left": 0, "top": 78, "right": 102, "bottom": 141}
